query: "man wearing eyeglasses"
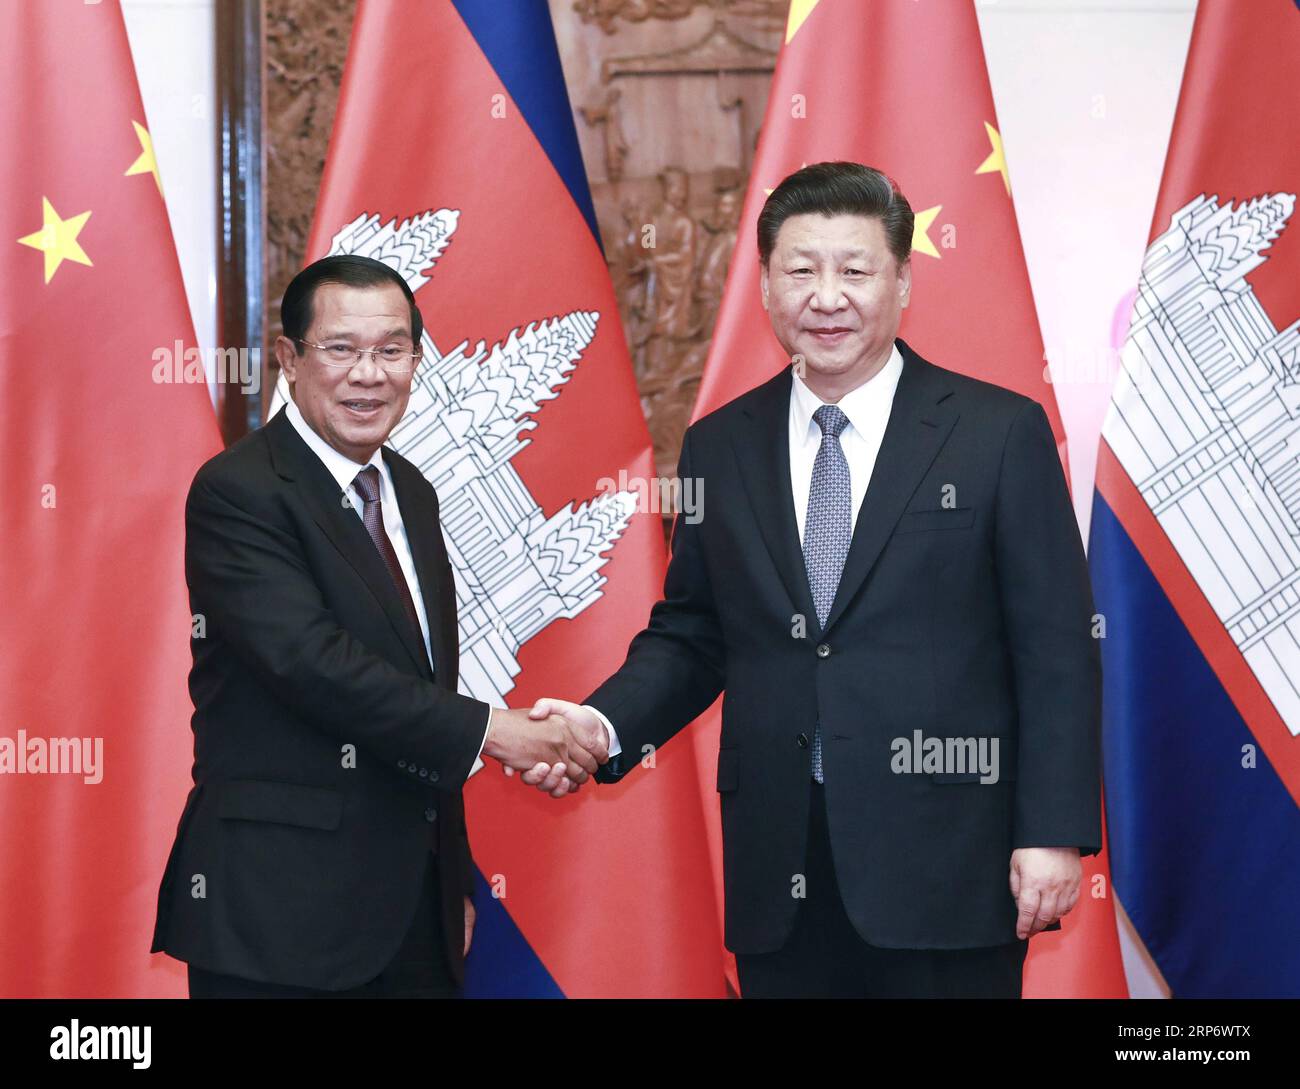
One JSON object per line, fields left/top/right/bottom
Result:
{"left": 150, "top": 254, "right": 606, "bottom": 997}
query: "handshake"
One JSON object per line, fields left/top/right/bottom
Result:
{"left": 482, "top": 699, "right": 609, "bottom": 798}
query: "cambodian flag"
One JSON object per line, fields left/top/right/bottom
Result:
{"left": 269, "top": 0, "right": 727, "bottom": 996}
{"left": 1090, "top": 0, "right": 1300, "bottom": 997}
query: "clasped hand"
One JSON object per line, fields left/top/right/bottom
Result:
{"left": 483, "top": 700, "right": 607, "bottom": 798}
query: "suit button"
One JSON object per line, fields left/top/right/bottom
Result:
{"left": 418, "top": 768, "right": 428, "bottom": 778}
{"left": 816, "top": 643, "right": 831, "bottom": 658}
{"left": 429, "top": 770, "right": 439, "bottom": 784}
{"left": 397, "top": 759, "right": 407, "bottom": 769}
{"left": 424, "top": 808, "right": 437, "bottom": 823}
{"left": 796, "top": 733, "right": 809, "bottom": 748}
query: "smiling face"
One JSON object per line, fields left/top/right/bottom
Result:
{"left": 760, "top": 213, "right": 911, "bottom": 401}
{"left": 275, "top": 281, "right": 416, "bottom": 464}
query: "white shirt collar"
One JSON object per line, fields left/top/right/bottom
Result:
{"left": 790, "top": 342, "right": 904, "bottom": 442}
{"left": 283, "top": 398, "right": 388, "bottom": 496}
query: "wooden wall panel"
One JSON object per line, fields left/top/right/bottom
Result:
{"left": 263, "top": 0, "right": 356, "bottom": 419}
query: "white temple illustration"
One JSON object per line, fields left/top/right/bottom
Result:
{"left": 271, "top": 210, "right": 637, "bottom": 715}
{"left": 1103, "top": 192, "right": 1300, "bottom": 735}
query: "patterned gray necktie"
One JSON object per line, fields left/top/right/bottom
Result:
{"left": 802, "top": 404, "right": 852, "bottom": 783}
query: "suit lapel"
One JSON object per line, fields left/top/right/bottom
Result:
{"left": 265, "top": 408, "right": 432, "bottom": 677}
{"left": 383, "top": 449, "right": 450, "bottom": 685}
{"left": 730, "top": 368, "right": 820, "bottom": 627}
{"left": 821, "top": 342, "right": 958, "bottom": 635}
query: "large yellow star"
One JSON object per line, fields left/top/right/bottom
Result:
{"left": 17, "top": 197, "right": 93, "bottom": 283}
{"left": 125, "top": 120, "right": 162, "bottom": 195}
{"left": 975, "top": 121, "right": 1010, "bottom": 196}
{"left": 786, "top": 0, "right": 821, "bottom": 44}
{"left": 912, "top": 205, "right": 942, "bottom": 259}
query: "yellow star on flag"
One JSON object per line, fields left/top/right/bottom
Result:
{"left": 975, "top": 121, "right": 1010, "bottom": 196}
{"left": 17, "top": 197, "right": 93, "bottom": 283}
{"left": 912, "top": 205, "right": 942, "bottom": 259}
{"left": 125, "top": 120, "right": 162, "bottom": 195}
{"left": 786, "top": 0, "right": 821, "bottom": 44}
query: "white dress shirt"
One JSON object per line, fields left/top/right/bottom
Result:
{"left": 284, "top": 400, "right": 491, "bottom": 763}
{"left": 788, "top": 343, "right": 903, "bottom": 539}
{"left": 591, "top": 345, "right": 905, "bottom": 761}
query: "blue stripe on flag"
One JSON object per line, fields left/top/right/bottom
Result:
{"left": 451, "top": 0, "right": 603, "bottom": 249}
{"left": 463, "top": 867, "right": 565, "bottom": 998}
{"left": 1090, "top": 495, "right": 1300, "bottom": 997}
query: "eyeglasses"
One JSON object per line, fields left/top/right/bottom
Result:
{"left": 295, "top": 338, "right": 422, "bottom": 373}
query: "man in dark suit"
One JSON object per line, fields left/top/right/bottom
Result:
{"left": 526, "top": 162, "right": 1102, "bottom": 998}
{"left": 151, "top": 255, "right": 605, "bottom": 998}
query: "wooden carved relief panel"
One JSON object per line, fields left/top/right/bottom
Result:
{"left": 556, "top": 0, "right": 781, "bottom": 478}
{"left": 264, "top": 0, "right": 356, "bottom": 397}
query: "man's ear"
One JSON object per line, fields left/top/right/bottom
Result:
{"left": 898, "top": 258, "right": 912, "bottom": 309}
{"left": 274, "top": 335, "right": 301, "bottom": 384}
{"left": 760, "top": 261, "right": 770, "bottom": 312}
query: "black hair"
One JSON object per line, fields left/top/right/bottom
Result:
{"left": 756, "top": 161, "right": 913, "bottom": 268}
{"left": 280, "top": 254, "right": 423, "bottom": 349}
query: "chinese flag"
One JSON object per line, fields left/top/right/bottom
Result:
{"left": 0, "top": 1, "right": 220, "bottom": 996}
{"left": 690, "top": 0, "right": 1127, "bottom": 998}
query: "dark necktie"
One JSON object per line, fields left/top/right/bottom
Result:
{"left": 351, "top": 466, "right": 426, "bottom": 661}
{"left": 802, "top": 405, "right": 852, "bottom": 784}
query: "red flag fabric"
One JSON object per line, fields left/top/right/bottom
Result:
{"left": 0, "top": 0, "right": 221, "bottom": 997}
{"left": 268, "top": 0, "right": 725, "bottom": 997}
{"left": 689, "top": 0, "right": 1127, "bottom": 998}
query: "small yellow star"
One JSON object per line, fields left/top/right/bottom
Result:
{"left": 975, "top": 121, "right": 1010, "bottom": 196}
{"left": 912, "top": 205, "right": 942, "bottom": 259}
{"left": 125, "top": 120, "right": 162, "bottom": 195}
{"left": 17, "top": 197, "right": 93, "bottom": 283}
{"left": 786, "top": 0, "right": 821, "bottom": 43}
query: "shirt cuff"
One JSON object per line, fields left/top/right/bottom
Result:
{"left": 583, "top": 704, "right": 621, "bottom": 759}
{"left": 468, "top": 703, "right": 493, "bottom": 778}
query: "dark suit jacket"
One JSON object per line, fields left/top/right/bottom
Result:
{"left": 150, "top": 406, "right": 490, "bottom": 990}
{"left": 589, "top": 338, "right": 1102, "bottom": 954}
